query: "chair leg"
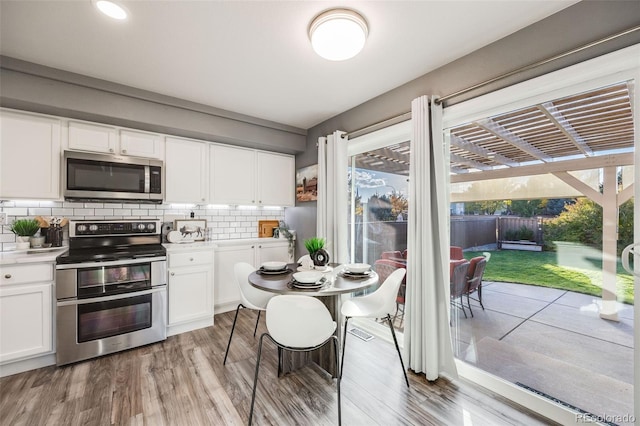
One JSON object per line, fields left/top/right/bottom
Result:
{"left": 253, "top": 310, "right": 261, "bottom": 337}
{"left": 386, "top": 314, "right": 409, "bottom": 387}
{"left": 248, "top": 333, "right": 267, "bottom": 426}
{"left": 277, "top": 347, "right": 282, "bottom": 377}
{"left": 459, "top": 296, "right": 467, "bottom": 319}
{"left": 466, "top": 294, "right": 474, "bottom": 317}
{"left": 340, "top": 317, "right": 349, "bottom": 379}
{"left": 478, "top": 284, "right": 485, "bottom": 310}
{"left": 332, "top": 335, "right": 342, "bottom": 426}
{"left": 223, "top": 303, "right": 244, "bottom": 365}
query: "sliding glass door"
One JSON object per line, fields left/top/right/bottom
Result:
{"left": 346, "top": 124, "right": 411, "bottom": 333}
{"left": 442, "top": 46, "right": 638, "bottom": 425}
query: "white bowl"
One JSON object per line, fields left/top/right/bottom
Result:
{"left": 293, "top": 271, "right": 324, "bottom": 284}
{"left": 344, "top": 263, "right": 371, "bottom": 274}
{"left": 261, "top": 261, "right": 287, "bottom": 271}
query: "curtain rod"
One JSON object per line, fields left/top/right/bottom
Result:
{"left": 343, "top": 24, "right": 640, "bottom": 139}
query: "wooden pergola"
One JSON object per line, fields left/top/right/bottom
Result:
{"left": 355, "top": 81, "right": 635, "bottom": 321}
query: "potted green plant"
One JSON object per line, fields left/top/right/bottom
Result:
{"left": 304, "top": 237, "right": 329, "bottom": 267}
{"left": 10, "top": 218, "right": 41, "bottom": 249}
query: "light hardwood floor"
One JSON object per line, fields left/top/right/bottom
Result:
{"left": 0, "top": 310, "right": 556, "bottom": 425}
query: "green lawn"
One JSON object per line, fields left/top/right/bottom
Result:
{"left": 465, "top": 244, "right": 634, "bottom": 305}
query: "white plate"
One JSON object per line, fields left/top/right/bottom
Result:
{"left": 292, "top": 271, "right": 324, "bottom": 284}
{"left": 261, "top": 261, "right": 287, "bottom": 271}
{"left": 344, "top": 263, "right": 371, "bottom": 274}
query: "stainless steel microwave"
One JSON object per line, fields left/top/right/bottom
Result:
{"left": 63, "top": 151, "right": 164, "bottom": 203}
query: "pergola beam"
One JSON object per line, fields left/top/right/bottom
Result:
{"left": 539, "top": 102, "right": 594, "bottom": 156}
{"left": 450, "top": 134, "right": 518, "bottom": 167}
{"left": 551, "top": 171, "right": 603, "bottom": 206}
{"left": 451, "top": 152, "right": 633, "bottom": 183}
{"left": 450, "top": 153, "right": 492, "bottom": 171}
{"left": 476, "top": 118, "right": 553, "bottom": 162}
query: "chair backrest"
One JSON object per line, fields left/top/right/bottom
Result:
{"left": 450, "top": 246, "right": 464, "bottom": 260}
{"left": 369, "top": 268, "right": 407, "bottom": 317}
{"left": 381, "top": 251, "right": 403, "bottom": 261}
{"left": 374, "top": 259, "right": 406, "bottom": 287}
{"left": 234, "top": 262, "right": 274, "bottom": 310}
{"left": 266, "top": 295, "right": 336, "bottom": 348}
{"left": 467, "top": 257, "right": 487, "bottom": 293}
{"left": 450, "top": 260, "right": 470, "bottom": 298}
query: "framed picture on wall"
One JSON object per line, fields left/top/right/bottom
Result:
{"left": 296, "top": 164, "right": 318, "bottom": 202}
{"left": 174, "top": 219, "right": 206, "bottom": 241}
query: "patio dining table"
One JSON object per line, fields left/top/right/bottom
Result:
{"left": 248, "top": 262, "right": 378, "bottom": 377}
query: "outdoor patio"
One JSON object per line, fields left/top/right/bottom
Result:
{"left": 451, "top": 281, "right": 634, "bottom": 424}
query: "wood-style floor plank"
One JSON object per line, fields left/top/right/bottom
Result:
{"left": 0, "top": 310, "right": 557, "bottom": 425}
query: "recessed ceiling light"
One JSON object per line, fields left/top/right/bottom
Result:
{"left": 94, "top": 0, "right": 128, "bottom": 20}
{"left": 309, "top": 9, "right": 368, "bottom": 61}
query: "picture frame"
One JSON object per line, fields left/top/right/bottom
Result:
{"left": 296, "top": 164, "right": 318, "bottom": 202}
{"left": 174, "top": 219, "right": 207, "bottom": 241}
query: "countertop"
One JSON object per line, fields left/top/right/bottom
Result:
{"left": 0, "top": 247, "right": 69, "bottom": 265}
{"left": 163, "top": 237, "right": 289, "bottom": 251}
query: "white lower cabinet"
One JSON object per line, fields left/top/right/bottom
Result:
{"left": 167, "top": 248, "right": 214, "bottom": 336}
{"left": 214, "top": 240, "right": 290, "bottom": 314}
{"left": 0, "top": 262, "right": 55, "bottom": 376}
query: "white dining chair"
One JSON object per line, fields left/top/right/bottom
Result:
{"left": 248, "top": 295, "right": 341, "bottom": 425}
{"left": 340, "top": 267, "right": 409, "bottom": 387}
{"left": 223, "top": 262, "right": 275, "bottom": 365}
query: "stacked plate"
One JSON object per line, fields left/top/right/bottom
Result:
{"left": 291, "top": 271, "right": 326, "bottom": 289}
{"left": 258, "top": 261, "right": 291, "bottom": 275}
{"left": 341, "top": 263, "right": 372, "bottom": 279}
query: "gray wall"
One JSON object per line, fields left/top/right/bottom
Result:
{"left": 286, "top": 0, "right": 640, "bottom": 255}
{"left": 0, "top": 57, "right": 306, "bottom": 154}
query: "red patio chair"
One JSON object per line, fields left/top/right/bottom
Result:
{"left": 465, "top": 256, "right": 487, "bottom": 316}
{"left": 374, "top": 259, "right": 407, "bottom": 325}
{"left": 450, "top": 246, "right": 464, "bottom": 260}
{"left": 450, "top": 259, "right": 470, "bottom": 318}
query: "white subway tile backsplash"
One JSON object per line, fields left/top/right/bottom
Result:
{"left": 0, "top": 201, "right": 283, "bottom": 251}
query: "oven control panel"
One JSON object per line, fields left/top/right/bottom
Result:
{"left": 70, "top": 220, "right": 161, "bottom": 237}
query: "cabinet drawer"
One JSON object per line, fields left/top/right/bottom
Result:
{"left": 169, "top": 251, "right": 214, "bottom": 268}
{"left": 1, "top": 263, "right": 53, "bottom": 286}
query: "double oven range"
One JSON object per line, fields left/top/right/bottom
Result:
{"left": 55, "top": 220, "right": 167, "bottom": 366}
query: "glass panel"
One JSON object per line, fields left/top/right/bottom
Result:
{"left": 347, "top": 140, "right": 410, "bottom": 331}
{"left": 448, "top": 82, "right": 635, "bottom": 422}
{"left": 77, "top": 264, "right": 151, "bottom": 297}
{"left": 67, "top": 159, "right": 145, "bottom": 193}
{"left": 77, "top": 294, "right": 152, "bottom": 342}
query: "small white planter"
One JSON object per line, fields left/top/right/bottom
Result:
{"left": 15, "top": 236, "right": 31, "bottom": 250}
{"left": 500, "top": 241, "right": 543, "bottom": 252}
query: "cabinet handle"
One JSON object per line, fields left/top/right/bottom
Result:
{"left": 122, "top": 149, "right": 127, "bottom": 154}
{"left": 259, "top": 200, "right": 262, "bottom": 204}
{"left": 170, "top": 272, "right": 175, "bottom": 276}
{"left": 259, "top": 245, "right": 262, "bottom": 248}
{"left": 251, "top": 245, "right": 255, "bottom": 248}
{"left": 252, "top": 200, "right": 255, "bottom": 203}
{"left": 109, "top": 148, "right": 114, "bottom": 153}
{"left": 201, "top": 198, "right": 205, "bottom": 201}
{"left": 4, "top": 274, "right": 11, "bottom": 279}
{"left": 190, "top": 258, "right": 194, "bottom": 261}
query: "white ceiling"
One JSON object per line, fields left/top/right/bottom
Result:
{"left": 0, "top": 1, "right": 578, "bottom": 130}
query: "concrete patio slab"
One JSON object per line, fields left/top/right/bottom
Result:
{"left": 450, "top": 308, "right": 524, "bottom": 346}
{"left": 501, "top": 320, "right": 634, "bottom": 384}
{"left": 555, "top": 291, "right": 634, "bottom": 320}
{"left": 530, "top": 303, "right": 634, "bottom": 348}
{"left": 482, "top": 281, "right": 566, "bottom": 302}
{"left": 477, "top": 289, "right": 550, "bottom": 319}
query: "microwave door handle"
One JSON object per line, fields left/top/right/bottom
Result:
{"left": 145, "top": 165, "right": 150, "bottom": 193}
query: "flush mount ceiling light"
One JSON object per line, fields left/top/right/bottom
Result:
{"left": 309, "top": 8, "right": 368, "bottom": 61}
{"left": 94, "top": 0, "right": 128, "bottom": 20}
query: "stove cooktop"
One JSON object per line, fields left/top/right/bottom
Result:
{"left": 56, "top": 245, "right": 166, "bottom": 265}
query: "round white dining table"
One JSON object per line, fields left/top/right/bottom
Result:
{"left": 248, "top": 262, "right": 378, "bottom": 377}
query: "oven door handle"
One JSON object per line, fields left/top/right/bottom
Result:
{"left": 56, "top": 256, "right": 167, "bottom": 269}
{"left": 57, "top": 286, "right": 166, "bottom": 306}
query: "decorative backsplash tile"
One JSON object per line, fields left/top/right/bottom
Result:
{"left": 0, "top": 200, "right": 284, "bottom": 251}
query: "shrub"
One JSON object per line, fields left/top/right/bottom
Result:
{"left": 505, "top": 225, "right": 534, "bottom": 241}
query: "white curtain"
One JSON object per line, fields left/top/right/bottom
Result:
{"left": 405, "top": 96, "right": 457, "bottom": 380}
{"left": 317, "top": 130, "right": 348, "bottom": 264}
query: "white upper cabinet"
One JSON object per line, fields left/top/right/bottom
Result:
{"left": 257, "top": 151, "right": 295, "bottom": 206}
{"left": 119, "top": 130, "right": 163, "bottom": 159}
{"left": 68, "top": 121, "right": 162, "bottom": 159}
{"left": 0, "top": 110, "right": 61, "bottom": 200}
{"left": 209, "top": 145, "right": 256, "bottom": 205}
{"left": 165, "top": 137, "right": 208, "bottom": 203}
{"left": 210, "top": 144, "right": 295, "bottom": 206}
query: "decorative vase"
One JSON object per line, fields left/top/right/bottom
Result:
{"left": 30, "top": 235, "right": 46, "bottom": 248}
{"left": 16, "top": 236, "right": 30, "bottom": 250}
{"left": 310, "top": 248, "right": 330, "bottom": 267}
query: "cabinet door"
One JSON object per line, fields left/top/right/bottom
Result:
{"left": 165, "top": 137, "right": 208, "bottom": 203}
{"left": 257, "top": 152, "right": 295, "bottom": 206}
{"left": 0, "top": 283, "right": 52, "bottom": 363}
{"left": 214, "top": 244, "right": 255, "bottom": 308}
{"left": 209, "top": 145, "right": 256, "bottom": 205}
{"left": 120, "top": 130, "right": 163, "bottom": 159}
{"left": 68, "top": 121, "right": 117, "bottom": 154}
{"left": 168, "top": 266, "right": 213, "bottom": 325}
{"left": 0, "top": 111, "right": 61, "bottom": 200}
{"left": 257, "top": 243, "right": 291, "bottom": 264}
